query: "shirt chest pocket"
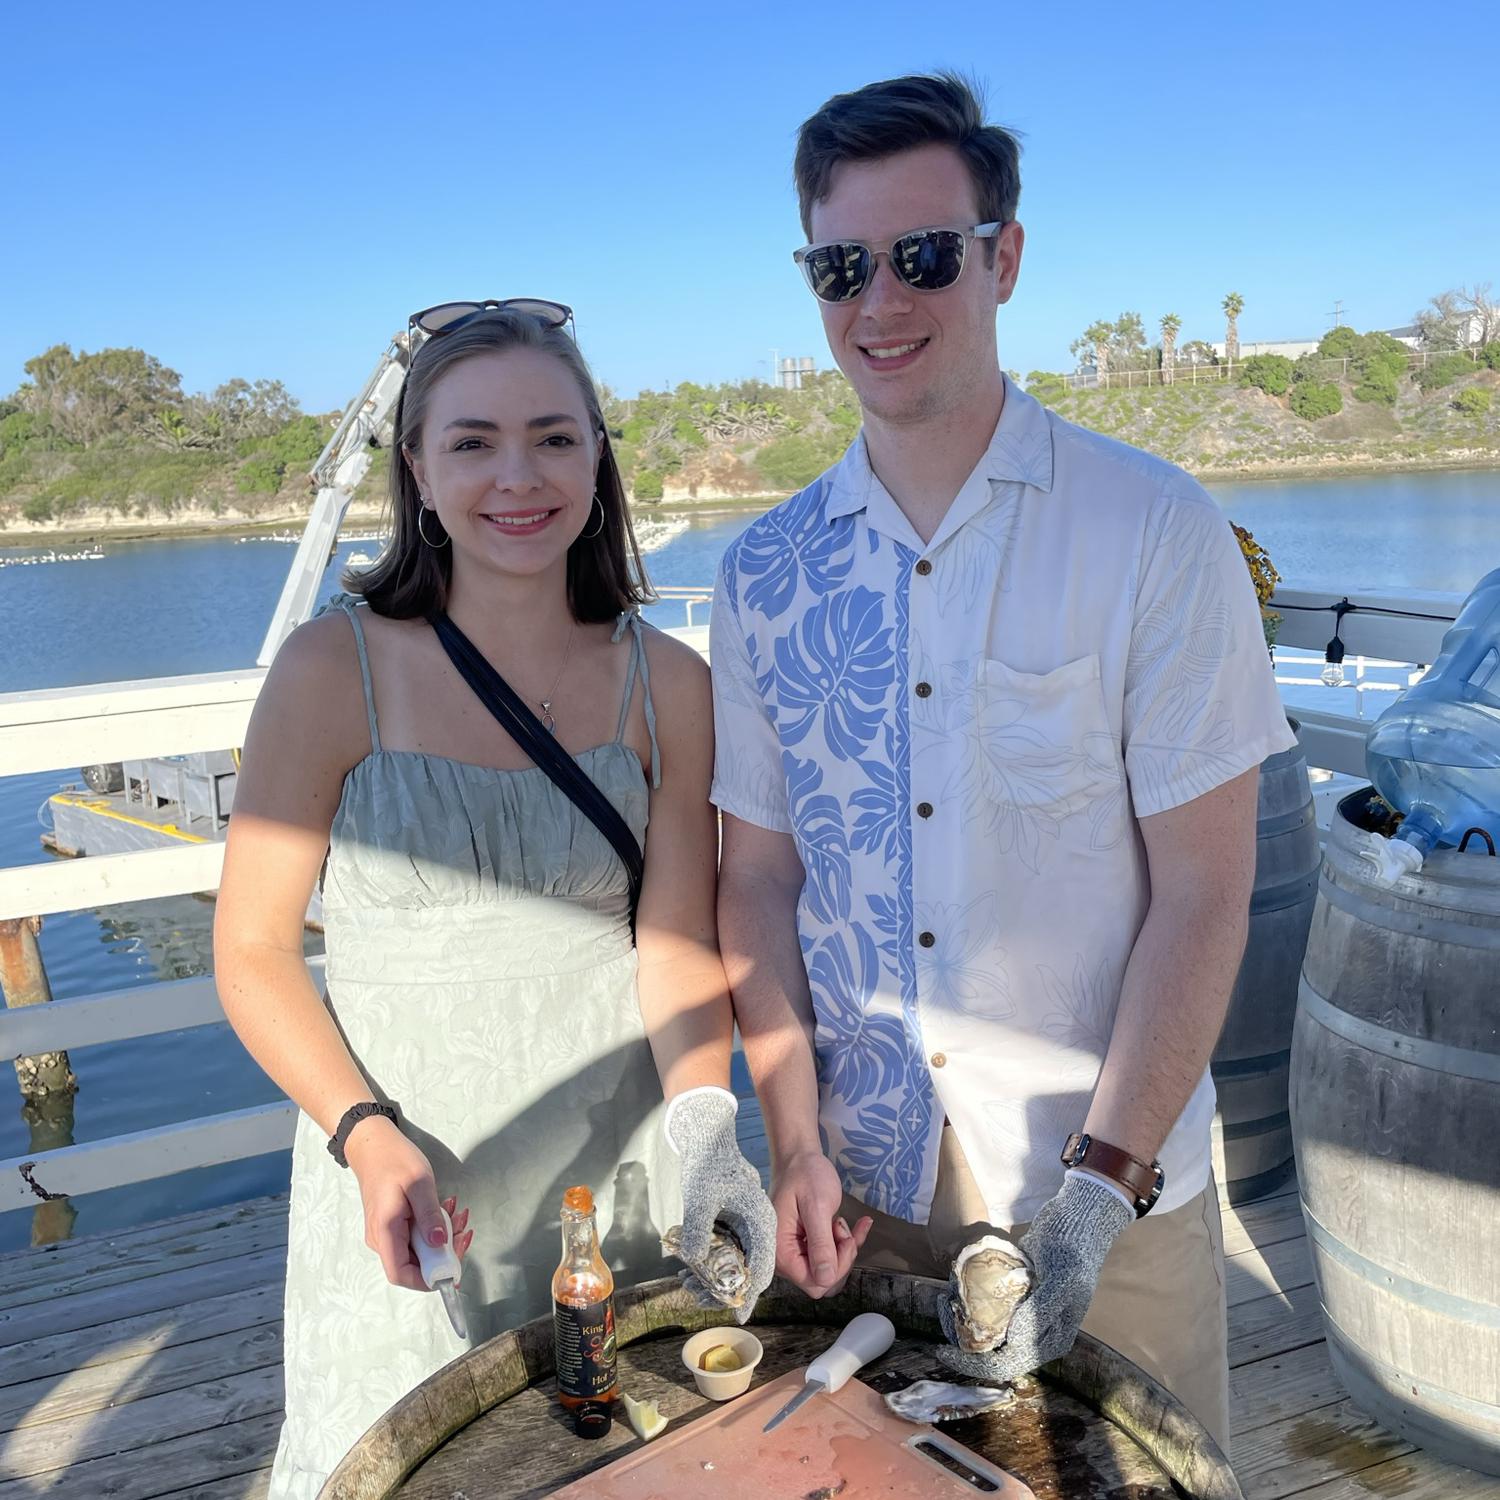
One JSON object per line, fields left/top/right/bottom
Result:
{"left": 954, "top": 654, "right": 1124, "bottom": 826}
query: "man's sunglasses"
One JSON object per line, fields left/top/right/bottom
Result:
{"left": 792, "top": 223, "right": 1003, "bottom": 304}
{"left": 408, "top": 298, "right": 574, "bottom": 340}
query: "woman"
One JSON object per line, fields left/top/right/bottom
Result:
{"left": 214, "top": 302, "right": 775, "bottom": 1496}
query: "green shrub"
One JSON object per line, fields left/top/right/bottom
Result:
{"left": 1290, "top": 381, "right": 1343, "bottom": 420}
{"left": 1354, "top": 364, "right": 1399, "bottom": 405}
{"left": 1026, "top": 370, "right": 1068, "bottom": 405}
{"left": 1356, "top": 333, "right": 1410, "bottom": 382}
{"left": 1290, "top": 353, "right": 1325, "bottom": 384}
{"left": 21, "top": 494, "right": 54, "bottom": 522}
{"left": 1239, "top": 354, "right": 1294, "bottom": 396}
{"left": 754, "top": 431, "right": 845, "bottom": 491}
{"left": 632, "top": 468, "right": 663, "bottom": 500}
{"left": 0, "top": 410, "right": 43, "bottom": 455}
{"left": 672, "top": 419, "right": 705, "bottom": 449}
{"left": 236, "top": 456, "right": 284, "bottom": 494}
{"left": 1318, "top": 326, "right": 1362, "bottom": 361}
{"left": 1479, "top": 343, "right": 1500, "bottom": 371}
{"left": 1414, "top": 354, "right": 1477, "bottom": 392}
{"left": 1454, "top": 387, "right": 1493, "bottom": 416}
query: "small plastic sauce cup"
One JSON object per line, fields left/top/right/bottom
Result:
{"left": 680, "top": 1327, "right": 764, "bottom": 1400}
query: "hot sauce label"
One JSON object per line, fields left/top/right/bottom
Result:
{"left": 554, "top": 1298, "right": 617, "bottom": 1398}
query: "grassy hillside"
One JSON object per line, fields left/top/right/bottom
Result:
{"left": 4, "top": 350, "right": 1497, "bottom": 539}
{"left": 1037, "top": 368, "right": 1500, "bottom": 475}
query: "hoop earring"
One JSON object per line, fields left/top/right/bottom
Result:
{"left": 580, "top": 494, "right": 605, "bottom": 540}
{"left": 416, "top": 505, "right": 450, "bottom": 550}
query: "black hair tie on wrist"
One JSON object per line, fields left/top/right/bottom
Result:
{"left": 328, "top": 1101, "right": 399, "bottom": 1167}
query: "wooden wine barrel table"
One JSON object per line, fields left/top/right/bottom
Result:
{"left": 326, "top": 1270, "right": 1242, "bottom": 1500}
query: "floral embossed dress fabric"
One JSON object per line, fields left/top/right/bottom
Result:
{"left": 710, "top": 377, "right": 1294, "bottom": 1231}
{"left": 269, "top": 603, "right": 678, "bottom": 1499}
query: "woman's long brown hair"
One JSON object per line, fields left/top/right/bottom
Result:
{"left": 346, "top": 311, "right": 651, "bottom": 623}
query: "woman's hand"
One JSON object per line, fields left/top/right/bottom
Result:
{"left": 345, "top": 1117, "right": 474, "bottom": 1290}
{"left": 665, "top": 1088, "right": 778, "bottom": 1321}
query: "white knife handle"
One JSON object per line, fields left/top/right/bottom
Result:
{"left": 411, "top": 1206, "right": 462, "bottom": 1289}
{"left": 805, "top": 1313, "right": 896, "bottom": 1393}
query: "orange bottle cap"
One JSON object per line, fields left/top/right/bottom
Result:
{"left": 563, "top": 1185, "right": 594, "bottom": 1214}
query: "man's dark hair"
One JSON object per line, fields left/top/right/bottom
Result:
{"left": 794, "top": 72, "right": 1022, "bottom": 246}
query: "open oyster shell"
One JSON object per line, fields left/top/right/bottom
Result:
{"left": 949, "top": 1232, "right": 1034, "bottom": 1354}
{"left": 885, "top": 1379, "right": 1017, "bottom": 1424}
{"left": 661, "top": 1221, "right": 751, "bottom": 1310}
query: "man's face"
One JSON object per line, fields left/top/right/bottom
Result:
{"left": 806, "top": 143, "right": 1023, "bottom": 427}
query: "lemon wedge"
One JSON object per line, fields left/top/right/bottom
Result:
{"left": 621, "top": 1392, "right": 668, "bottom": 1442}
{"left": 698, "top": 1343, "right": 744, "bottom": 1373}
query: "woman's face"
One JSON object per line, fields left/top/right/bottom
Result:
{"left": 405, "top": 347, "right": 601, "bottom": 583}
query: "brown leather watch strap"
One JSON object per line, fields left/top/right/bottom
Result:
{"left": 1061, "top": 1132, "right": 1165, "bottom": 1217}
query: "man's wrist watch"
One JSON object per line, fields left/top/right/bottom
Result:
{"left": 1062, "top": 1132, "right": 1165, "bottom": 1218}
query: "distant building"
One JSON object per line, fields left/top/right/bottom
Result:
{"left": 1209, "top": 327, "right": 1422, "bottom": 361}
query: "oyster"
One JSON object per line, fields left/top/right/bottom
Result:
{"left": 661, "top": 1221, "right": 751, "bottom": 1310}
{"left": 948, "top": 1233, "right": 1033, "bottom": 1354}
{"left": 885, "top": 1379, "right": 1017, "bottom": 1424}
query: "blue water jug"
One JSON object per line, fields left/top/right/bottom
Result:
{"left": 1363, "top": 566, "right": 1500, "bottom": 880}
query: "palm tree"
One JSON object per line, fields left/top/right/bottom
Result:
{"left": 1160, "top": 314, "right": 1182, "bottom": 387}
{"left": 1083, "top": 320, "right": 1113, "bottom": 386}
{"left": 1223, "top": 293, "right": 1244, "bottom": 369}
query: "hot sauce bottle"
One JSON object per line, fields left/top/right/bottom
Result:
{"left": 552, "top": 1185, "right": 618, "bottom": 1436}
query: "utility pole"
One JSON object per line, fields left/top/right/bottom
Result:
{"left": 1331, "top": 300, "right": 1345, "bottom": 328}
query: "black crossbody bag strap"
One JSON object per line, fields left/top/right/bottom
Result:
{"left": 428, "top": 612, "right": 644, "bottom": 935}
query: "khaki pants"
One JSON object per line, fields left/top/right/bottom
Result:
{"left": 839, "top": 1126, "right": 1230, "bottom": 1453}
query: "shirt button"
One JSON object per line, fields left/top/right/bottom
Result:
{"left": 918, "top": 931, "right": 935, "bottom": 948}
{"left": 931, "top": 1052, "right": 947, "bottom": 1068}
{"left": 917, "top": 801, "right": 933, "bottom": 818}
{"left": 915, "top": 559, "right": 933, "bottom": 576}
{"left": 914, "top": 681, "right": 932, "bottom": 699}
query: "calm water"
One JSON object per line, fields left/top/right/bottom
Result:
{"left": 2, "top": 468, "right": 1497, "bottom": 1250}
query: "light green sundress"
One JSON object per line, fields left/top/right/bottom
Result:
{"left": 269, "top": 599, "right": 679, "bottom": 1498}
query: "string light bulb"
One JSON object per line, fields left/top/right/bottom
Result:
{"left": 1322, "top": 599, "right": 1352, "bottom": 687}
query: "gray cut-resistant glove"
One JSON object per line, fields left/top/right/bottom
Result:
{"left": 663, "top": 1086, "right": 778, "bottom": 1324}
{"left": 937, "top": 1173, "right": 1134, "bottom": 1383}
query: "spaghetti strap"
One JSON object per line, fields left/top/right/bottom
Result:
{"left": 610, "top": 611, "right": 661, "bottom": 789}
{"left": 336, "top": 598, "right": 382, "bottom": 754}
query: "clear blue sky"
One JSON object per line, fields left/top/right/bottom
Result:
{"left": 5, "top": 2, "right": 1496, "bottom": 413}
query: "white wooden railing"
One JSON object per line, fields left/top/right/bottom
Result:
{"left": 0, "top": 585, "right": 1462, "bottom": 1216}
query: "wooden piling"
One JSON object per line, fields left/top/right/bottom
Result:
{"left": 1, "top": 915, "right": 79, "bottom": 1244}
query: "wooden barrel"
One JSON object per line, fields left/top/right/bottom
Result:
{"left": 1291, "top": 786, "right": 1500, "bottom": 1474}
{"left": 1211, "top": 718, "right": 1319, "bottom": 1204}
{"left": 324, "top": 1270, "right": 1242, "bottom": 1499}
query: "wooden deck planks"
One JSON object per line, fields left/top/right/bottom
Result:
{"left": 0, "top": 1321, "right": 284, "bottom": 1434}
{"left": 0, "top": 1197, "right": 288, "bottom": 1311}
{"left": 2, "top": 1164, "right": 1497, "bottom": 1496}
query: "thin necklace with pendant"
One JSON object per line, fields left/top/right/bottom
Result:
{"left": 537, "top": 621, "right": 576, "bottom": 735}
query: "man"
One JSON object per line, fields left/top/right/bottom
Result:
{"left": 709, "top": 72, "right": 1294, "bottom": 1450}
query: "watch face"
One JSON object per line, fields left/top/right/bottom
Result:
{"left": 1061, "top": 1132, "right": 1089, "bottom": 1166}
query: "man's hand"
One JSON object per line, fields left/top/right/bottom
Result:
{"left": 938, "top": 1174, "right": 1132, "bottom": 1383}
{"left": 772, "top": 1150, "right": 873, "bottom": 1298}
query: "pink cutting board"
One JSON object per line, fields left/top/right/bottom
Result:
{"left": 552, "top": 1368, "right": 1036, "bottom": 1499}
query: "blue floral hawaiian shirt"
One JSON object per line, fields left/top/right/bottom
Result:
{"left": 710, "top": 378, "right": 1295, "bottom": 1225}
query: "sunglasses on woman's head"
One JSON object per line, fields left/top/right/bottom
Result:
{"left": 792, "top": 223, "right": 1003, "bottom": 304}
{"left": 408, "top": 298, "right": 575, "bottom": 339}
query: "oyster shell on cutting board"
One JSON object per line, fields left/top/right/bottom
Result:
{"left": 884, "top": 1378, "right": 1018, "bottom": 1424}
{"left": 661, "top": 1221, "right": 751, "bottom": 1310}
{"left": 949, "top": 1232, "right": 1034, "bottom": 1353}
